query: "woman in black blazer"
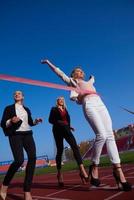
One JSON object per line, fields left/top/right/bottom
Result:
{"left": 49, "top": 96, "right": 88, "bottom": 186}
{"left": 0, "top": 91, "right": 42, "bottom": 200}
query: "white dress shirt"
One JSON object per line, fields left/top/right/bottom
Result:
{"left": 6, "top": 103, "right": 31, "bottom": 132}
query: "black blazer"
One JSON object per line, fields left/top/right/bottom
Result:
{"left": 49, "top": 107, "right": 71, "bottom": 128}
{"left": 1, "top": 104, "right": 35, "bottom": 136}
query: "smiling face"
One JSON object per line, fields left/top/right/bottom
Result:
{"left": 71, "top": 67, "right": 85, "bottom": 80}
{"left": 57, "top": 97, "right": 64, "bottom": 106}
{"left": 56, "top": 96, "right": 66, "bottom": 108}
{"left": 14, "top": 91, "right": 24, "bottom": 102}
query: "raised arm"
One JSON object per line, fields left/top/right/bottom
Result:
{"left": 41, "top": 59, "right": 72, "bottom": 85}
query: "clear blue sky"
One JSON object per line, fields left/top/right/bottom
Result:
{"left": 0, "top": 0, "right": 134, "bottom": 161}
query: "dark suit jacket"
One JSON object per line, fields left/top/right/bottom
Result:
{"left": 49, "top": 107, "right": 71, "bottom": 129}
{"left": 1, "top": 104, "right": 35, "bottom": 136}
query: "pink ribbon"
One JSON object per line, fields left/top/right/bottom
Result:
{"left": 0, "top": 74, "right": 98, "bottom": 95}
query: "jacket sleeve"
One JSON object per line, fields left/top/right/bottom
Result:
{"left": 66, "top": 110, "right": 71, "bottom": 127}
{"left": 49, "top": 107, "right": 59, "bottom": 125}
{"left": 0, "top": 106, "right": 22, "bottom": 135}
{"left": 1, "top": 107, "right": 10, "bottom": 129}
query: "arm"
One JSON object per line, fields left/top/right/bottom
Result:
{"left": 6, "top": 117, "right": 21, "bottom": 128}
{"left": 49, "top": 108, "right": 58, "bottom": 125}
{"left": 1, "top": 107, "right": 20, "bottom": 129}
{"left": 1, "top": 107, "right": 22, "bottom": 134}
{"left": 41, "top": 59, "right": 72, "bottom": 85}
{"left": 1, "top": 107, "right": 11, "bottom": 129}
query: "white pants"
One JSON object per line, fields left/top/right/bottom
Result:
{"left": 82, "top": 95, "right": 120, "bottom": 165}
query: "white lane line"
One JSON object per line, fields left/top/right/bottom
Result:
{"left": 21, "top": 166, "right": 134, "bottom": 199}
{"left": 11, "top": 193, "right": 71, "bottom": 200}
{"left": 32, "top": 195, "right": 71, "bottom": 200}
{"left": 104, "top": 185, "right": 134, "bottom": 200}
{"left": 103, "top": 191, "right": 124, "bottom": 200}
{"left": 46, "top": 185, "right": 80, "bottom": 197}
{"left": 46, "top": 166, "right": 134, "bottom": 198}
{"left": 128, "top": 172, "right": 134, "bottom": 175}
{"left": 89, "top": 185, "right": 117, "bottom": 190}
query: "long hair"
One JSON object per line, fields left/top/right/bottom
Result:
{"left": 56, "top": 96, "right": 67, "bottom": 109}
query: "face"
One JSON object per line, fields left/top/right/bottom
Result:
{"left": 72, "top": 68, "right": 85, "bottom": 79}
{"left": 57, "top": 97, "right": 64, "bottom": 106}
{"left": 14, "top": 91, "right": 24, "bottom": 102}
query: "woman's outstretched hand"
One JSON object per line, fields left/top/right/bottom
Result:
{"left": 41, "top": 59, "right": 49, "bottom": 64}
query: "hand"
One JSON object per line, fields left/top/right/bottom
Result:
{"left": 128, "top": 124, "right": 134, "bottom": 131}
{"left": 11, "top": 116, "right": 21, "bottom": 124}
{"left": 41, "top": 59, "right": 49, "bottom": 64}
{"left": 70, "top": 127, "right": 75, "bottom": 131}
{"left": 34, "top": 118, "right": 43, "bottom": 125}
{"left": 89, "top": 75, "right": 94, "bottom": 79}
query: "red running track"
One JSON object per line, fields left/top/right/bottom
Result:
{"left": 0, "top": 164, "right": 134, "bottom": 200}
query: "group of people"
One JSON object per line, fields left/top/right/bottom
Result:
{"left": 0, "top": 60, "right": 132, "bottom": 200}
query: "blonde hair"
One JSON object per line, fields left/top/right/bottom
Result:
{"left": 70, "top": 67, "right": 85, "bottom": 79}
{"left": 56, "top": 96, "right": 67, "bottom": 109}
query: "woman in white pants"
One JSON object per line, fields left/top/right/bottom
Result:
{"left": 42, "top": 59, "right": 131, "bottom": 191}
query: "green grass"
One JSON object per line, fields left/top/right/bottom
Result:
{"left": 99, "top": 151, "right": 134, "bottom": 166}
{"left": 0, "top": 150, "right": 133, "bottom": 182}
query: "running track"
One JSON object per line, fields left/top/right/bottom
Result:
{"left": 1, "top": 164, "right": 134, "bottom": 200}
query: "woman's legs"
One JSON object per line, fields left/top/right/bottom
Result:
{"left": 83, "top": 104, "right": 108, "bottom": 165}
{"left": 0, "top": 135, "right": 24, "bottom": 199}
{"left": 94, "top": 105, "right": 130, "bottom": 185}
{"left": 82, "top": 98, "right": 119, "bottom": 179}
{"left": 63, "top": 126, "right": 88, "bottom": 179}
{"left": 98, "top": 105, "right": 121, "bottom": 164}
{"left": 53, "top": 131, "right": 64, "bottom": 170}
{"left": 23, "top": 134, "right": 36, "bottom": 193}
{"left": 83, "top": 97, "right": 121, "bottom": 163}
{"left": 112, "top": 163, "right": 132, "bottom": 191}
{"left": 113, "top": 163, "right": 126, "bottom": 182}
{"left": 3, "top": 135, "right": 24, "bottom": 186}
{"left": 53, "top": 130, "right": 64, "bottom": 186}
{"left": 83, "top": 97, "right": 131, "bottom": 189}
{"left": 0, "top": 185, "right": 8, "bottom": 200}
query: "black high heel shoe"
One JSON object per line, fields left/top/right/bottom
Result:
{"left": 57, "top": 173, "right": 64, "bottom": 187}
{"left": 79, "top": 172, "right": 89, "bottom": 184}
{"left": 89, "top": 165, "right": 101, "bottom": 187}
{"left": 113, "top": 167, "right": 132, "bottom": 191}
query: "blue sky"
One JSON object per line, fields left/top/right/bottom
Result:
{"left": 0, "top": 0, "right": 134, "bottom": 161}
